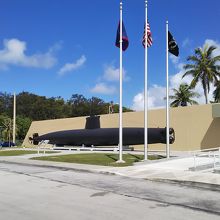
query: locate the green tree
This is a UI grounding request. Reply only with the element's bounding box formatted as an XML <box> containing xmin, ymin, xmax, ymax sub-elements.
<box><xmin>0</xmin><ymin>92</ymin><xmax>13</xmax><ymax>116</ymax></box>
<box><xmin>213</xmin><ymin>80</ymin><xmax>220</xmax><ymax>103</ymax></box>
<box><xmin>0</xmin><ymin>117</ymin><xmax>12</xmax><ymax>142</ymax></box>
<box><xmin>113</xmin><ymin>104</ymin><xmax>133</xmax><ymax>113</ymax></box>
<box><xmin>16</xmin><ymin>92</ymin><xmax>70</xmax><ymax>120</ymax></box>
<box><xmin>183</xmin><ymin>45</ymin><xmax>220</xmax><ymax>104</ymax></box>
<box><xmin>0</xmin><ymin>115</ymin><xmax>10</xmax><ymax>141</ymax></box>
<box><xmin>68</xmin><ymin>94</ymin><xmax>90</xmax><ymax>117</ymax></box>
<box><xmin>169</xmin><ymin>83</ymin><xmax>200</xmax><ymax>107</ymax></box>
<box><xmin>16</xmin><ymin>116</ymin><xmax>32</xmax><ymax>140</ymax></box>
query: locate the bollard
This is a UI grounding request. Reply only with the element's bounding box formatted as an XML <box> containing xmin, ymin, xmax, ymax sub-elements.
<box><xmin>219</xmin><ymin>148</ymin><xmax>220</xmax><ymax>166</ymax></box>
<box><xmin>214</xmin><ymin>154</ymin><xmax>216</xmax><ymax>169</ymax></box>
<box><xmin>193</xmin><ymin>152</ymin><xmax>196</xmax><ymax>171</ymax></box>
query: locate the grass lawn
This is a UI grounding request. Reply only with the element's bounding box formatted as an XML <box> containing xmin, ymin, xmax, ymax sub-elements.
<box><xmin>32</xmin><ymin>153</ymin><xmax>165</xmax><ymax>167</ymax></box>
<box><xmin>0</xmin><ymin>150</ymin><xmax>58</xmax><ymax>156</ymax></box>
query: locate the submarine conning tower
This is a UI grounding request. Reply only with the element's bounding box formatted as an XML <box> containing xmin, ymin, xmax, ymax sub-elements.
<box><xmin>85</xmin><ymin>115</ymin><xmax>101</xmax><ymax>129</ymax></box>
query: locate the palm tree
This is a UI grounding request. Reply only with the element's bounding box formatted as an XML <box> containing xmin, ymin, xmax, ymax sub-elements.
<box><xmin>169</xmin><ymin>83</ymin><xmax>200</xmax><ymax>107</ymax></box>
<box><xmin>1</xmin><ymin>118</ymin><xmax>12</xmax><ymax>142</ymax></box>
<box><xmin>183</xmin><ymin>45</ymin><xmax>220</xmax><ymax>104</ymax></box>
<box><xmin>213</xmin><ymin>80</ymin><xmax>220</xmax><ymax>103</ymax></box>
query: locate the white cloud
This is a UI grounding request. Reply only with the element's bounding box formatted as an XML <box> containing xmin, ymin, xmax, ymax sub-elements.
<box><xmin>132</xmin><ymin>85</ymin><xmax>166</xmax><ymax>111</ymax></box>
<box><xmin>203</xmin><ymin>39</ymin><xmax>220</xmax><ymax>58</ymax></box>
<box><xmin>182</xmin><ymin>38</ymin><xmax>191</xmax><ymax>48</ymax></box>
<box><xmin>90</xmin><ymin>83</ymin><xmax>116</xmax><ymax>95</ymax></box>
<box><xmin>0</xmin><ymin>38</ymin><xmax>57</xmax><ymax>69</ymax></box>
<box><xmin>132</xmin><ymin>92</ymin><xmax>144</xmax><ymax>111</ymax></box>
<box><xmin>169</xmin><ymin>54</ymin><xmax>180</xmax><ymax>65</ymax></box>
<box><xmin>58</xmin><ymin>55</ymin><xmax>86</xmax><ymax>76</ymax></box>
<box><xmin>103</xmin><ymin>64</ymin><xmax>129</xmax><ymax>81</ymax></box>
<box><xmin>132</xmin><ymin>39</ymin><xmax>220</xmax><ymax>111</ymax></box>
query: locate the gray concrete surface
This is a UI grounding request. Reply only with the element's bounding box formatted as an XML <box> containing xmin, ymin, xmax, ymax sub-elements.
<box><xmin>0</xmin><ymin>161</ymin><xmax>220</xmax><ymax>219</ymax></box>
<box><xmin>1</xmin><ymin>149</ymin><xmax>220</xmax><ymax>187</ymax></box>
<box><xmin>1</xmin><ymin>149</ymin><xmax>220</xmax><ymax>219</ymax></box>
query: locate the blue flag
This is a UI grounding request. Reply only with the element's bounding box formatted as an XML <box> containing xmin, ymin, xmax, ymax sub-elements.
<box><xmin>115</xmin><ymin>21</ymin><xmax>129</xmax><ymax>51</ymax></box>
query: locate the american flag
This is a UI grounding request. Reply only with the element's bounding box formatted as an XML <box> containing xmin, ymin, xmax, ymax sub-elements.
<box><xmin>142</xmin><ymin>21</ymin><xmax>153</xmax><ymax>47</ymax></box>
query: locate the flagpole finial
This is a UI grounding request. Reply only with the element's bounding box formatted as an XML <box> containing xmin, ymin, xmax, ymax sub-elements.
<box><xmin>166</xmin><ymin>20</ymin><xmax>168</xmax><ymax>24</ymax></box>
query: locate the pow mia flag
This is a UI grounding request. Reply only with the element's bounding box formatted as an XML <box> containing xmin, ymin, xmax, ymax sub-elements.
<box><xmin>168</xmin><ymin>31</ymin><xmax>179</xmax><ymax>57</ymax></box>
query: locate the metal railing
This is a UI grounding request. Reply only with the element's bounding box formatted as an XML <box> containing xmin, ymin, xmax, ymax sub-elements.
<box><xmin>37</xmin><ymin>140</ymin><xmax>50</xmax><ymax>154</ymax></box>
<box><xmin>190</xmin><ymin>147</ymin><xmax>220</xmax><ymax>171</ymax></box>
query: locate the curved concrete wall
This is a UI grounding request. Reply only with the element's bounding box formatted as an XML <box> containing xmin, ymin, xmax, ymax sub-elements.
<box><xmin>23</xmin><ymin>104</ymin><xmax>220</xmax><ymax>151</ymax></box>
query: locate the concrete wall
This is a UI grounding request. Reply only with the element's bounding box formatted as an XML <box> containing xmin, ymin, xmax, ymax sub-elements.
<box><xmin>23</xmin><ymin>104</ymin><xmax>220</xmax><ymax>151</ymax></box>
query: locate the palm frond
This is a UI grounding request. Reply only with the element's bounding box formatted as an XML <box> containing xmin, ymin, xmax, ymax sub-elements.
<box><xmin>170</xmin><ymin>100</ymin><xmax>180</xmax><ymax>107</ymax></box>
<box><xmin>186</xmin><ymin>55</ymin><xmax>200</xmax><ymax>63</ymax></box>
<box><xmin>184</xmin><ymin>64</ymin><xmax>197</xmax><ymax>70</ymax></box>
<box><xmin>206</xmin><ymin>45</ymin><xmax>217</xmax><ymax>58</ymax></box>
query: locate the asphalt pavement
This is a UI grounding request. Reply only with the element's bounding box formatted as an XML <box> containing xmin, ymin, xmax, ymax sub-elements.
<box><xmin>0</xmin><ymin>149</ymin><xmax>220</xmax><ymax>188</ymax></box>
<box><xmin>0</xmin><ymin>149</ymin><xmax>220</xmax><ymax>219</ymax></box>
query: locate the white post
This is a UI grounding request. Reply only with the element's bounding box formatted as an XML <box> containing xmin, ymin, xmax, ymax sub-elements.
<box><xmin>193</xmin><ymin>152</ymin><xmax>196</xmax><ymax>170</ymax></box>
<box><xmin>214</xmin><ymin>154</ymin><xmax>216</xmax><ymax>169</ymax></box>
<box><xmin>38</xmin><ymin>145</ymin><xmax>40</xmax><ymax>154</ymax></box>
<box><xmin>166</xmin><ymin>21</ymin><xmax>170</xmax><ymax>158</ymax></box>
<box><xmin>13</xmin><ymin>93</ymin><xmax>16</xmax><ymax>144</ymax></box>
<box><xmin>117</xmin><ymin>1</ymin><xmax>124</xmax><ymax>163</ymax></box>
<box><xmin>219</xmin><ymin>148</ymin><xmax>220</xmax><ymax>165</ymax></box>
<box><xmin>144</xmin><ymin>0</ymin><xmax>148</xmax><ymax>161</ymax></box>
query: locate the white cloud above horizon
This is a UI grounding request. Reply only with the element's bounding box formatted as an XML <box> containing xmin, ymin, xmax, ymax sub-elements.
<box><xmin>131</xmin><ymin>39</ymin><xmax>220</xmax><ymax>111</ymax></box>
<box><xmin>182</xmin><ymin>38</ymin><xmax>192</xmax><ymax>48</ymax></box>
<box><xmin>132</xmin><ymin>85</ymin><xmax>166</xmax><ymax>111</ymax></box>
<box><xmin>89</xmin><ymin>64</ymin><xmax>129</xmax><ymax>96</ymax></box>
<box><xmin>90</xmin><ymin>82</ymin><xmax>117</xmax><ymax>95</ymax></box>
<box><xmin>58</xmin><ymin>55</ymin><xmax>86</xmax><ymax>76</ymax></box>
<box><xmin>0</xmin><ymin>38</ymin><xmax>57</xmax><ymax>69</ymax></box>
<box><xmin>103</xmin><ymin>64</ymin><xmax>129</xmax><ymax>81</ymax></box>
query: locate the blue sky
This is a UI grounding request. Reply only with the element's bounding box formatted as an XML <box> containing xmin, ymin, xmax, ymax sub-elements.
<box><xmin>0</xmin><ymin>0</ymin><xmax>220</xmax><ymax>110</ymax></box>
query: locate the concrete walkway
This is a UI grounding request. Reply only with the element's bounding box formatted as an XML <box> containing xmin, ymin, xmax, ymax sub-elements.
<box><xmin>0</xmin><ymin>148</ymin><xmax>220</xmax><ymax>188</ymax></box>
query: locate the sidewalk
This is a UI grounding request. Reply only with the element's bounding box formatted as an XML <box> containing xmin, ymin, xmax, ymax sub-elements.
<box><xmin>0</xmin><ymin>149</ymin><xmax>220</xmax><ymax>188</ymax></box>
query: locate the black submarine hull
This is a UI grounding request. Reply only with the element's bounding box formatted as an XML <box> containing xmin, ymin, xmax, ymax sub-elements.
<box><xmin>34</xmin><ymin>127</ymin><xmax>175</xmax><ymax>146</ymax></box>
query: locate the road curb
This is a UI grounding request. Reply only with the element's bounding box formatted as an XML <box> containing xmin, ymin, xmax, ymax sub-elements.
<box><xmin>0</xmin><ymin>159</ymin><xmax>116</xmax><ymax>176</ymax></box>
<box><xmin>1</xmin><ymin>159</ymin><xmax>220</xmax><ymax>191</ymax></box>
<box><xmin>145</xmin><ymin>178</ymin><xmax>220</xmax><ymax>192</ymax></box>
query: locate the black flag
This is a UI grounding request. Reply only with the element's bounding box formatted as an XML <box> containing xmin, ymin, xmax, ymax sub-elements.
<box><xmin>168</xmin><ymin>31</ymin><xmax>179</xmax><ymax>57</ymax></box>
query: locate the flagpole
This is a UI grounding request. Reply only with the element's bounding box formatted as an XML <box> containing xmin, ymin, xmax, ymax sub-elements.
<box><xmin>144</xmin><ymin>0</ymin><xmax>148</xmax><ymax>161</ymax></box>
<box><xmin>166</xmin><ymin>21</ymin><xmax>170</xmax><ymax>158</ymax></box>
<box><xmin>117</xmin><ymin>1</ymin><xmax>125</xmax><ymax>163</ymax></box>
<box><xmin>13</xmin><ymin>92</ymin><xmax>16</xmax><ymax>144</ymax></box>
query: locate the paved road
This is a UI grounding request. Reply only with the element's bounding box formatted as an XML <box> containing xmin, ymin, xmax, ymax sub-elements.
<box><xmin>0</xmin><ymin>162</ymin><xmax>219</xmax><ymax>220</ymax></box>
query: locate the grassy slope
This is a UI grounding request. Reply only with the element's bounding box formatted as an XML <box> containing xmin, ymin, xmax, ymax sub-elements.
<box><xmin>32</xmin><ymin>153</ymin><xmax>164</xmax><ymax>167</ymax></box>
<box><xmin>0</xmin><ymin>150</ymin><xmax>57</xmax><ymax>156</ymax></box>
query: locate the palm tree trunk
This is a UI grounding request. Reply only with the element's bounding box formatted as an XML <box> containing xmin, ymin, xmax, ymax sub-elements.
<box><xmin>205</xmin><ymin>89</ymin><xmax>208</xmax><ymax>104</ymax></box>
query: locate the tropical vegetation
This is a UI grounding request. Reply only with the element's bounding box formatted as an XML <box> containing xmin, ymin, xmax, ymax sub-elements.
<box><xmin>213</xmin><ymin>80</ymin><xmax>220</xmax><ymax>103</ymax></box>
<box><xmin>169</xmin><ymin>83</ymin><xmax>200</xmax><ymax>107</ymax></box>
<box><xmin>183</xmin><ymin>45</ymin><xmax>220</xmax><ymax>104</ymax></box>
<box><xmin>0</xmin><ymin>92</ymin><xmax>132</xmax><ymax>143</ymax></box>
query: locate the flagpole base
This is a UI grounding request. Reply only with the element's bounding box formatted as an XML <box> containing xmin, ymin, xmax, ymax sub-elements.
<box><xmin>142</xmin><ymin>159</ymin><xmax>148</xmax><ymax>162</ymax></box>
<box><xmin>116</xmin><ymin>160</ymin><xmax>125</xmax><ymax>164</ymax></box>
